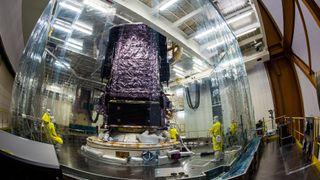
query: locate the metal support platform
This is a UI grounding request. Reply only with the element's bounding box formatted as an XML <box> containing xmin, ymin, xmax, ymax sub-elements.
<box><xmin>57</xmin><ymin>135</ymin><xmax>261</xmax><ymax>179</ymax></box>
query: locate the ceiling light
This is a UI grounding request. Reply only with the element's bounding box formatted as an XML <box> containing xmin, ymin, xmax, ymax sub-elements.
<box><xmin>159</xmin><ymin>0</ymin><xmax>179</xmax><ymax>11</ymax></box>
<box><xmin>67</xmin><ymin>38</ymin><xmax>83</xmax><ymax>47</ymax></box>
<box><xmin>175</xmin><ymin>72</ymin><xmax>184</xmax><ymax>78</ymax></box>
<box><xmin>84</xmin><ymin>0</ymin><xmax>111</xmax><ymax>13</ymax></box>
<box><xmin>195</xmin><ymin>27</ymin><xmax>215</xmax><ymax>39</ymax></box>
<box><xmin>173</xmin><ymin>65</ymin><xmax>183</xmax><ymax>71</ymax></box>
<box><xmin>55</xmin><ymin>19</ymin><xmax>93</xmax><ymax>35</ymax></box>
<box><xmin>183</xmin><ymin>51</ymin><xmax>191</xmax><ymax>58</ymax></box>
<box><xmin>65</xmin><ymin>42</ymin><xmax>82</xmax><ymax>50</ymax></box>
<box><xmin>177</xmin><ymin>111</ymin><xmax>185</xmax><ymax>118</ymax></box>
<box><xmin>176</xmin><ymin>88</ymin><xmax>184</xmax><ymax>96</ymax></box>
<box><xmin>173</xmin><ymin>68</ymin><xmax>184</xmax><ymax>75</ymax></box>
<box><xmin>217</xmin><ymin>58</ymin><xmax>241</xmax><ymax>69</ymax></box>
<box><xmin>65</xmin><ymin>38</ymin><xmax>83</xmax><ymax>50</ymax></box>
<box><xmin>235</xmin><ymin>27</ymin><xmax>257</xmax><ymax>37</ymax></box>
<box><xmin>72</xmin><ymin>21</ymin><xmax>93</xmax><ymax>35</ymax></box>
<box><xmin>192</xmin><ymin>58</ymin><xmax>204</xmax><ymax>66</ymax></box>
<box><xmin>55</xmin><ymin>61</ymin><xmax>70</xmax><ymax>69</ymax></box>
<box><xmin>227</xmin><ymin>11</ymin><xmax>253</xmax><ymax>24</ymax></box>
<box><xmin>74</xmin><ymin>21</ymin><xmax>93</xmax><ymax>31</ymax></box>
<box><xmin>206</xmin><ymin>41</ymin><xmax>225</xmax><ymax>50</ymax></box>
<box><xmin>73</xmin><ymin>26</ymin><xmax>92</xmax><ymax>35</ymax></box>
<box><xmin>53</xmin><ymin>24</ymin><xmax>72</xmax><ymax>33</ymax></box>
<box><xmin>55</xmin><ymin>19</ymin><xmax>71</xmax><ymax>26</ymax></box>
<box><xmin>193</xmin><ymin>66</ymin><xmax>202</xmax><ymax>72</ymax></box>
<box><xmin>193</xmin><ymin>63</ymin><xmax>205</xmax><ymax>70</ymax></box>
<box><xmin>60</xmin><ymin>1</ymin><xmax>82</xmax><ymax>13</ymax></box>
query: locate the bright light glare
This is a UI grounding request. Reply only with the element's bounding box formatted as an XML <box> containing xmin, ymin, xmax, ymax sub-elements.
<box><xmin>159</xmin><ymin>0</ymin><xmax>179</xmax><ymax>11</ymax></box>
<box><xmin>195</xmin><ymin>27</ymin><xmax>215</xmax><ymax>39</ymax></box>
<box><xmin>227</xmin><ymin>11</ymin><xmax>253</xmax><ymax>24</ymax></box>
<box><xmin>177</xmin><ymin>111</ymin><xmax>185</xmax><ymax>119</ymax></box>
<box><xmin>193</xmin><ymin>66</ymin><xmax>202</xmax><ymax>72</ymax></box>
<box><xmin>84</xmin><ymin>0</ymin><xmax>112</xmax><ymax>14</ymax></box>
<box><xmin>74</xmin><ymin>21</ymin><xmax>93</xmax><ymax>31</ymax></box>
<box><xmin>53</xmin><ymin>24</ymin><xmax>72</xmax><ymax>33</ymax></box>
<box><xmin>175</xmin><ymin>72</ymin><xmax>184</xmax><ymax>78</ymax></box>
<box><xmin>60</xmin><ymin>1</ymin><xmax>82</xmax><ymax>13</ymax></box>
<box><xmin>67</xmin><ymin>38</ymin><xmax>83</xmax><ymax>47</ymax></box>
<box><xmin>176</xmin><ymin>88</ymin><xmax>184</xmax><ymax>96</ymax></box>
<box><xmin>73</xmin><ymin>21</ymin><xmax>93</xmax><ymax>35</ymax></box>
<box><xmin>73</xmin><ymin>26</ymin><xmax>92</xmax><ymax>35</ymax></box>
<box><xmin>65</xmin><ymin>41</ymin><xmax>82</xmax><ymax>50</ymax></box>
<box><xmin>173</xmin><ymin>65</ymin><xmax>183</xmax><ymax>71</ymax></box>
<box><xmin>206</xmin><ymin>41</ymin><xmax>225</xmax><ymax>50</ymax></box>
<box><xmin>217</xmin><ymin>58</ymin><xmax>241</xmax><ymax>69</ymax></box>
<box><xmin>173</xmin><ymin>68</ymin><xmax>184</xmax><ymax>75</ymax></box>
<box><xmin>55</xmin><ymin>61</ymin><xmax>70</xmax><ymax>69</ymax></box>
<box><xmin>192</xmin><ymin>58</ymin><xmax>204</xmax><ymax>66</ymax></box>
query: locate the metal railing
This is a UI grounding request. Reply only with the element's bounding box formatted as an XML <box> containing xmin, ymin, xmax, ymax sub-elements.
<box><xmin>275</xmin><ymin>116</ymin><xmax>320</xmax><ymax>163</ymax></box>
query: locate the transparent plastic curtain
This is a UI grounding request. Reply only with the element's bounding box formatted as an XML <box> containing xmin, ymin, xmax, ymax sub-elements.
<box><xmin>11</xmin><ymin>0</ymin><xmax>116</xmax><ymax>141</ymax></box>
<box><xmin>11</xmin><ymin>1</ymin><xmax>54</xmax><ymax>137</ymax></box>
<box><xmin>193</xmin><ymin>0</ymin><xmax>255</xmax><ymax>144</ymax></box>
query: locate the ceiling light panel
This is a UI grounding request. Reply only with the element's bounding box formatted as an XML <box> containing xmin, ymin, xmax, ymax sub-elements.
<box><xmin>84</xmin><ymin>0</ymin><xmax>112</xmax><ymax>14</ymax></box>
<box><xmin>193</xmin><ymin>66</ymin><xmax>202</xmax><ymax>72</ymax></box>
<box><xmin>72</xmin><ymin>21</ymin><xmax>93</xmax><ymax>35</ymax></box>
<box><xmin>172</xmin><ymin>68</ymin><xmax>184</xmax><ymax>75</ymax></box>
<box><xmin>173</xmin><ymin>65</ymin><xmax>183</xmax><ymax>71</ymax></box>
<box><xmin>59</xmin><ymin>1</ymin><xmax>83</xmax><ymax>13</ymax></box>
<box><xmin>226</xmin><ymin>11</ymin><xmax>253</xmax><ymax>24</ymax></box>
<box><xmin>175</xmin><ymin>73</ymin><xmax>184</xmax><ymax>78</ymax></box>
<box><xmin>159</xmin><ymin>0</ymin><xmax>179</xmax><ymax>11</ymax></box>
<box><xmin>53</xmin><ymin>24</ymin><xmax>72</xmax><ymax>33</ymax></box>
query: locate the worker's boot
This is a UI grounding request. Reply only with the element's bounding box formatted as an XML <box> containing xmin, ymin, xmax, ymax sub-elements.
<box><xmin>54</xmin><ymin>143</ymin><xmax>62</xmax><ymax>152</ymax></box>
<box><xmin>211</xmin><ymin>151</ymin><xmax>222</xmax><ymax>162</ymax></box>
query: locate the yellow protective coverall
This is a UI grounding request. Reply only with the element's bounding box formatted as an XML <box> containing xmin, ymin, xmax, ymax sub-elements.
<box><xmin>230</xmin><ymin>121</ymin><xmax>237</xmax><ymax>136</ymax></box>
<box><xmin>169</xmin><ymin>127</ymin><xmax>179</xmax><ymax>142</ymax></box>
<box><xmin>41</xmin><ymin>112</ymin><xmax>63</xmax><ymax>144</ymax></box>
<box><xmin>209</xmin><ymin>121</ymin><xmax>223</xmax><ymax>151</ymax></box>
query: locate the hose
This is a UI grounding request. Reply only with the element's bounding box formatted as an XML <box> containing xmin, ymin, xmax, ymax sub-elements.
<box><xmin>185</xmin><ymin>82</ymin><xmax>200</xmax><ymax>109</ymax></box>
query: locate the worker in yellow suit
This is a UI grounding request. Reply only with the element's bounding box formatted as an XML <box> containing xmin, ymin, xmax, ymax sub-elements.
<box><xmin>209</xmin><ymin>116</ymin><xmax>223</xmax><ymax>162</ymax></box>
<box><xmin>169</xmin><ymin>125</ymin><xmax>179</xmax><ymax>142</ymax></box>
<box><xmin>41</xmin><ymin>110</ymin><xmax>63</xmax><ymax>144</ymax></box>
<box><xmin>230</xmin><ymin>120</ymin><xmax>238</xmax><ymax>145</ymax></box>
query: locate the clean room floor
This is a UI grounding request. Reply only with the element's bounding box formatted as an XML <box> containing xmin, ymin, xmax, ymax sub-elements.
<box><xmin>253</xmin><ymin>140</ymin><xmax>320</xmax><ymax>180</ymax></box>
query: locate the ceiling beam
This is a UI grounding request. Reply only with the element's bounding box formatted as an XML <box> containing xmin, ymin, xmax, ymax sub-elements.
<box><xmin>153</xmin><ymin>0</ymin><xmax>172</xmax><ymax>10</ymax></box>
<box><xmin>282</xmin><ymin>0</ymin><xmax>295</xmax><ymax>51</ymax></box>
<box><xmin>233</xmin><ymin>22</ymin><xmax>260</xmax><ymax>36</ymax></box>
<box><xmin>113</xmin><ymin>0</ymin><xmax>207</xmax><ymax>60</ymax></box>
<box><xmin>187</xmin><ymin>5</ymin><xmax>253</xmax><ymax>40</ymax></box>
<box><xmin>173</xmin><ymin>8</ymin><xmax>203</xmax><ymax>27</ymax></box>
<box><xmin>238</xmin><ymin>34</ymin><xmax>263</xmax><ymax>46</ymax></box>
<box><xmin>224</xmin><ymin>5</ymin><xmax>252</xmax><ymax>20</ymax></box>
<box><xmin>115</xmin><ymin>14</ymin><xmax>133</xmax><ymax>23</ymax></box>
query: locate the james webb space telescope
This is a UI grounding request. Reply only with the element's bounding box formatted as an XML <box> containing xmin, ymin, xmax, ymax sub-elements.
<box><xmin>81</xmin><ymin>23</ymin><xmax>188</xmax><ymax>165</ymax></box>
<box><xmin>101</xmin><ymin>22</ymin><xmax>169</xmax><ymax>128</ymax></box>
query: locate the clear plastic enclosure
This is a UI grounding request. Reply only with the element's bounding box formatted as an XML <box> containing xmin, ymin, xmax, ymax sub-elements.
<box><xmin>10</xmin><ymin>0</ymin><xmax>255</xmax><ymax>178</ymax></box>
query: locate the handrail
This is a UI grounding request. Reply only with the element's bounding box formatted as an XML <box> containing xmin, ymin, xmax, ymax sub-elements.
<box><xmin>275</xmin><ymin>115</ymin><xmax>286</xmax><ymax>120</ymax></box>
<box><xmin>276</xmin><ymin>115</ymin><xmax>320</xmax><ymax>170</ymax></box>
